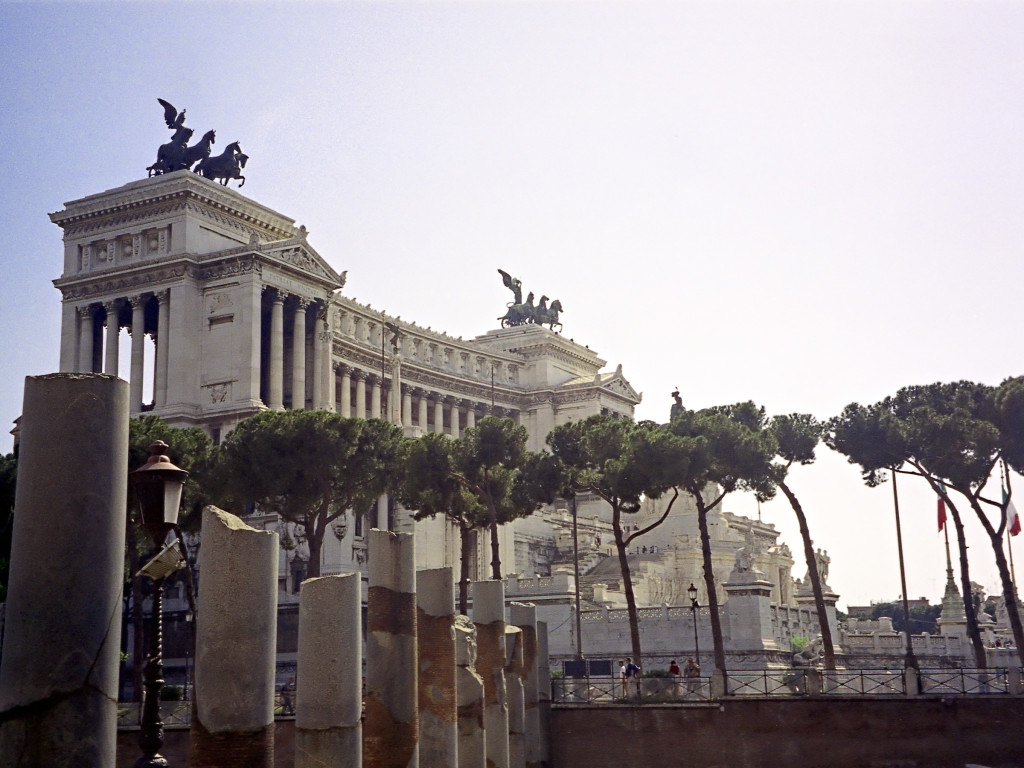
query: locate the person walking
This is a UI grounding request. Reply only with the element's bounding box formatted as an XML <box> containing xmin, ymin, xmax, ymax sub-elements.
<box><xmin>624</xmin><ymin>657</ymin><xmax>641</xmax><ymax>698</ymax></box>
<box><xmin>669</xmin><ymin>659</ymin><xmax>682</xmax><ymax>698</ymax></box>
<box><xmin>683</xmin><ymin>657</ymin><xmax>700</xmax><ymax>699</ymax></box>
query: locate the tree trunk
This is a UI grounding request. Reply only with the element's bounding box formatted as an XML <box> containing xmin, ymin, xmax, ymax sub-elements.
<box><xmin>612</xmin><ymin>508</ymin><xmax>644</xmax><ymax>671</ymax></box>
<box><xmin>489</xmin><ymin>517</ymin><xmax>502</xmax><ymax>580</ymax></box>
<box><xmin>948</xmin><ymin>504</ymin><xmax>987</xmax><ymax>667</ymax></box>
<box><xmin>779</xmin><ymin>480</ymin><xmax>836</xmax><ymax>670</ymax></box>
<box><xmin>459</xmin><ymin>524</ymin><xmax>473</xmax><ymax>615</ymax></box>
<box><xmin>986</xmin><ymin>527</ymin><xmax>1024</xmax><ymax>665</ymax></box>
<box><xmin>306</xmin><ymin>527</ymin><xmax>322</xmax><ymax>579</ymax></box>
<box><xmin>694</xmin><ymin>492</ymin><xmax>727</xmax><ymax>675</ymax></box>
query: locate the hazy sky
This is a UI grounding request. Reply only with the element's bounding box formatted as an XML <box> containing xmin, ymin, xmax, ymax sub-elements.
<box><xmin>2</xmin><ymin>1</ymin><xmax>1022</xmax><ymax>610</ymax></box>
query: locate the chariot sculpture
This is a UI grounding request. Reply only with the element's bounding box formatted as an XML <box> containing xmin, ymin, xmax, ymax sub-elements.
<box><xmin>497</xmin><ymin>269</ymin><xmax>563</xmax><ymax>331</ymax></box>
<box><xmin>145</xmin><ymin>98</ymin><xmax>249</xmax><ymax>187</ymax></box>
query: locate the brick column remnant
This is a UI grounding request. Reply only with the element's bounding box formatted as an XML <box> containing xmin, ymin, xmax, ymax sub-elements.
<box><xmin>473</xmin><ymin>580</ymin><xmax>509</xmax><ymax>768</ymax></box>
<box><xmin>505</xmin><ymin>626</ymin><xmax>526</xmax><ymax>768</ymax></box>
<box><xmin>536</xmin><ymin>622</ymin><xmax>551</xmax><ymax>768</ymax></box>
<box><xmin>191</xmin><ymin>506</ymin><xmax>279</xmax><ymax>768</ymax></box>
<box><xmin>455</xmin><ymin>615</ymin><xmax>486</xmax><ymax>768</ymax></box>
<box><xmin>417</xmin><ymin>568</ymin><xmax>457</xmax><ymax>767</ymax></box>
<box><xmin>0</xmin><ymin>373</ymin><xmax>129</xmax><ymax>768</ymax></box>
<box><xmin>365</xmin><ymin>529</ymin><xmax>419</xmax><ymax>768</ymax></box>
<box><xmin>296</xmin><ymin>573</ymin><xmax>362</xmax><ymax>768</ymax></box>
<box><xmin>509</xmin><ymin>603</ymin><xmax>542</xmax><ymax>768</ymax></box>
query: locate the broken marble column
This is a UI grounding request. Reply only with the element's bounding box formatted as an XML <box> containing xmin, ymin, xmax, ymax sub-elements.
<box><xmin>0</xmin><ymin>373</ymin><xmax>128</xmax><ymax>768</ymax></box>
<box><xmin>509</xmin><ymin>604</ymin><xmax>541</xmax><ymax>768</ymax></box>
<box><xmin>365</xmin><ymin>529</ymin><xmax>418</xmax><ymax>768</ymax></box>
<box><xmin>191</xmin><ymin>506</ymin><xmax>279</xmax><ymax>768</ymax></box>
<box><xmin>473</xmin><ymin>580</ymin><xmax>509</xmax><ymax>768</ymax></box>
<box><xmin>455</xmin><ymin>615</ymin><xmax>486</xmax><ymax>768</ymax></box>
<box><xmin>536</xmin><ymin>621</ymin><xmax>551</xmax><ymax>768</ymax></box>
<box><xmin>417</xmin><ymin>568</ymin><xmax>457</xmax><ymax>768</ymax></box>
<box><xmin>505</xmin><ymin>626</ymin><xmax>526</xmax><ymax>768</ymax></box>
<box><xmin>296</xmin><ymin>573</ymin><xmax>362</xmax><ymax>768</ymax></box>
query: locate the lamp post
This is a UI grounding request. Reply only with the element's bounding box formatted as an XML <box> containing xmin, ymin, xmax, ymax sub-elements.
<box><xmin>130</xmin><ymin>441</ymin><xmax>188</xmax><ymax>768</ymax></box>
<box><xmin>688</xmin><ymin>583</ymin><xmax>701</xmax><ymax>667</ymax></box>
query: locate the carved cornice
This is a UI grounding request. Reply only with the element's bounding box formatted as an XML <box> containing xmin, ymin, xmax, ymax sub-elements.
<box><xmin>54</xmin><ymin>261</ymin><xmax>191</xmax><ymax>301</ymax></box>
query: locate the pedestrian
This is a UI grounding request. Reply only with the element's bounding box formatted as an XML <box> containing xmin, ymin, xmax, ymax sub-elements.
<box><xmin>669</xmin><ymin>659</ymin><xmax>681</xmax><ymax>697</ymax></box>
<box><xmin>618</xmin><ymin>659</ymin><xmax>626</xmax><ymax>696</ymax></box>
<box><xmin>624</xmin><ymin>656</ymin><xmax>641</xmax><ymax>697</ymax></box>
<box><xmin>683</xmin><ymin>657</ymin><xmax>700</xmax><ymax>699</ymax></box>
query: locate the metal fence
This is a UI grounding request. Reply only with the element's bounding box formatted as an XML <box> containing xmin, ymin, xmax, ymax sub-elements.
<box><xmin>552</xmin><ymin>668</ymin><xmax>1022</xmax><ymax>704</ymax></box>
<box><xmin>552</xmin><ymin>675</ymin><xmax>711</xmax><ymax>704</ymax></box>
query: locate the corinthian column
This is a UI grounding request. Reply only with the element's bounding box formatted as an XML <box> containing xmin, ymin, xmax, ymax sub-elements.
<box><xmin>339</xmin><ymin>365</ymin><xmax>351</xmax><ymax>417</ymax></box>
<box><xmin>402</xmin><ymin>385</ymin><xmax>413</xmax><ymax>429</ymax></box>
<box><xmin>465</xmin><ymin>403</ymin><xmax>476</xmax><ymax>430</ymax></box>
<box><xmin>269</xmin><ymin>291</ymin><xmax>285</xmax><ymax>410</ymax></box>
<box><xmin>292</xmin><ymin>299</ymin><xmax>308</xmax><ymax>410</ymax></box>
<box><xmin>103</xmin><ymin>301</ymin><xmax>120</xmax><ymax>376</ymax></box>
<box><xmin>311</xmin><ymin>311</ymin><xmax>323</xmax><ymax>410</ymax></box>
<box><xmin>154</xmin><ymin>289</ymin><xmax>170</xmax><ymax>407</ymax></box>
<box><xmin>449</xmin><ymin>398</ymin><xmax>461</xmax><ymax>438</ymax></box>
<box><xmin>129</xmin><ymin>296</ymin><xmax>146</xmax><ymax>413</ymax></box>
<box><xmin>355</xmin><ymin>371</ymin><xmax>366</xmax><ymax>419</ymax></box>
<box><xmin>417</xmin><ymin>391</ymin><xmax>428</xmax><ymax>431</ymax></box>
<box><xmin>433</xmin><ymin>396</ymin><xmax>445</xmax><ymax>434</ymax></box>
<box><xmin>77</xmin><ymin>305</ymin><xmax>95</xmax><ymax>373</ymax></box>
<box><xmin>370</xmin><ymin>376</ymin><xmax>382</xmax><ymax>419</ymax></box>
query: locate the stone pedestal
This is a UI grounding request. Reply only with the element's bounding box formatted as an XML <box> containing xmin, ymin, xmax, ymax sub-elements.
<box><xmin>0</xmin><ymin>374</ymin><xmax>128</xmax><ymax>768</ymax></box>
<box><xmin>365</xmin><ymin>529</ymin><xmax>418</xmax><ymax>768</ymax></box>
<box><xmin>455</xmin><ymin>615</ymin><xmax>485</xmax><ymax>768</ymax></box>
<box><xmin>473</xmin><ymin>580</ymin><xmax>509</xmax><ymax>768</ymax></box>
<box><xmin>417</xmin><ymin>568</ymin><xmax>457</xmax><ymax>768</ymax></box>
<box><xmin>723</xmin><ymin>570</ymin><xmax>779</xmax><ymax>652</ymax></box>
<box><xmin>191</xmin><ymin>506</ymin><xmax>279</xmax><ymax>767</ymax></box>
<box><xmin>296</xmin><ymin>573</ymin><xmax>362</xmax><ymax>768</ymax></box>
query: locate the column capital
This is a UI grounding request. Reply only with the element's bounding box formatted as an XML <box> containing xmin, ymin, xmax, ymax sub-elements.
<box><xmin>77</xmin><ymin>304</ymin><xmax>95</xmax><ymax>319</ymax></box>
<box><xmin>351</xmin><ymin>369</ymin><xmax>367</xmax><ymax>382</ymax></box>
<box><xmin>155</xmin><ymin>289</ymin><xmax>170</xmax><ymax>304</ymax></box>
<box><xmin>445</xmin><ymin>395</ymin><xmax>460</xmax><ymax>407</ymax></box>
<box><xmin>103</xmin><ymin>299</ymin><xmax>120</xmax><ymax>313</ymax></box>
<box><xmin>295</xmin><ymin>297</ymin><xmax>312</xmax><ymax>310</ymax></box>
<box><xmin>334</xmin><ymin>362</ymin><xmax>349</xmax><ymax>375</ymax></box>
<box><xmin>401</xmin><ymin>383</ymin><xmax>415</xmax><ymax>396</ymax></box>
<box><xmin>128</xmin><ymin>294</ymin><xmax>147</xmax><ymax>309</ymax></box>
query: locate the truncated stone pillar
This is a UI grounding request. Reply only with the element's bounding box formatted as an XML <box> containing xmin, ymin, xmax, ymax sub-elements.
<box><xmin>0</xmin><ymin>374</ymin><xmax>128</xmax><ymax>768</ymax></box>
<box><xmin>473</xmin><ymin>580</ymin><xmax>509</xmax><ymax>768</ymax></box>
<box><xmin>509</xmin><ymin>604</ymin><xmax>541</xmax><ymax>768</ymax></box>
<box><xmin>505</xmin><ymin>626</ymin><xmax>526</xmax><ymax>768</ymax></box>
<box><xmin>296</xmin><ymin>573</ymin><xmax>362</xmax><ymax>768</ymax></box>
<box><xmin>455</xmin><ymin>616</ymin><xmax>486</xmax><ymax>768</ymax></box>
<box><xmin>417</xmin><ymin>568</ymin><xmax>457</xmax><ymax>768</ymax></box>
<box><xmin>536</xmin><ymin>621</ymin><xmax>551</xmax><ymax>768</ymax></box>
<box><xmin>366</xmin><ymin>529</ymin><xmax>418</xmax><ymax>768</ymax></box>
<box><xmin>191</xmin><ymin>506</ymin><xmax>279</xmax><ymax>768</ymax></box>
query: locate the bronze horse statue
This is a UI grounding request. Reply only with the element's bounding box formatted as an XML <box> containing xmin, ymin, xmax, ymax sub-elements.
<box><xmin>194</xmin><ymin>141</ymin><xmax>248</xmax><ymax>187</ymax></box>
<box><xmin>147</xmin><ymin>129</ymin><xmax>216</xmax><ymax>177</ymax></box>
<box><xmin>533</xmin><ymin>298</ymin><xmax>563</xmax><ymax>331</ymax></box>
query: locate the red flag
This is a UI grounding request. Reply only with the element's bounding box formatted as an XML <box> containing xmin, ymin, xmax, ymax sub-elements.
<box><xmin>1009</xmin><ymin>499</ymin><xmax>1021</xmax><ymax>537</ymax></box>
<box><xmin>938</xmin><ymin>493</ymin><xmax>946</xmax><ymax>532</ymax></box>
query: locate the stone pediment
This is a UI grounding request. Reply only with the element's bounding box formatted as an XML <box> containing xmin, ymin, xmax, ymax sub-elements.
<box><xmin>262</xmin><ymin>238</ymin><xmax>345</xmax><ymax>288</ymax></box>
<box><xmin>600</xmin><ymin>372</ymin><xmax>641</xmax><ymax>402</ymax></box>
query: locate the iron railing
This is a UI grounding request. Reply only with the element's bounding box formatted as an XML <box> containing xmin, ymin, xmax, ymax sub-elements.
<box><xmin>919</xmin><ymin>667</ymin><xmax>1008</xmax><ymax>695</ymax></box>
<box><xmin>552</xmin><ymin>675</ymin><xmax>711</xmax><ymax>704</ymax></box>
<box><xmin>819</xmin><ymin>669</ymin><xmax>905</xmax><ymax>696</ymax></box>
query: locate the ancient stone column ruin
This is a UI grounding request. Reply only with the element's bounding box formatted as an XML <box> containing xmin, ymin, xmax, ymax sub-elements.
<box><xmin>296</xmin><ymin>573</ymin><xmax>363</xmax><ymax>768</ymax></box>
<box><xmin>455</xmin><ymin>615</ymin><xmax>486</xmax><ymax>768</ymax></box>
<box><xmin>505</xmin><ymin>626</ymin><xmax>526</xmax><ymax>768</ymax></box>
<box><xmin>536</xmin><ymin>621</ymin><xmax>551</xmax><ymax>768</ymax></box>
<box><xmin>365</xmin><ymin>529</ymin><xmax>419</xmax><ymax>768</ymax></box>
<box><xmin>473</xmin><ymin>580</ymin><xmax>509</xmax><ymax>768</ymax></box>
<box><xmin>0</xmin><ymin>374</ymin><xmax>128</xmax><ymax>768</ymax></box>
<box><xmin>509</xmin><ymin>603</ymin><xmax>542</xmax><ymax>768</ymax></box>
<box><xmin>191</xmin><ymin>506</ymin><xmax>279</xmax><ymax>768</ymax></box>
<box><xmin>417</xmin><ymin>567</ymin><xmax>457</xmax><ymax>768</ymax></box>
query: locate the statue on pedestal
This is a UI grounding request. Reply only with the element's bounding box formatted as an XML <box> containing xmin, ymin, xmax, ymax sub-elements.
<box><xmin>145</xmin><ymin>98</ymin><xmax>248</xmax><ymax>187</ymax></box>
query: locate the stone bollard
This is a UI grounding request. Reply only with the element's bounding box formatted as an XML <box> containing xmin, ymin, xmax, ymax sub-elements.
<box><xmin>505</xmin><ymin>626</ymin><xmax>526</xmax><ymax>768</ymax></box>
<box><xmin>365</xmin><ymin>529</ymin><xmax>418</xmax><ymax>768</ymax></box>
<box><xmin>417</xmin><ymin>568</ymin><xmax>457</xmax><ymax>768</ymax></box>
<box><xmin>455</xmin><ymin>615</ymin><xmax>485</xmax><ymax>768</ymax></box>
<box><xmin>536</xmin><ymin>621</ymin><xmax>551</xmax><ymax>768</ymax></box>
<box><xmin>296</xmin><ymin>573</ymin><xmax>362</xmax><ymax>768</ymax></box>
<box><xmin>0</xmin><ymin>374</ymin><xmax>128</xmax><ymax>768</ymax></box>
<box><xmin>509</xmin><ymin>604</ymin><xmax>541</xmax><ymax>768</ymax></box>
<box><xmin>473</xmin><ymin>580</ymin><xmax>509</xmax><ymax>768</ymax></box>
<box><xmin>190</xmin><ymin>506</ymin><xmax>279</xmax><ymax>768</ymax></box>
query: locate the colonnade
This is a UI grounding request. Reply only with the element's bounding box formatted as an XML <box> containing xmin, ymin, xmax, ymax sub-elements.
<box><xmin>332</xmin><ymin>363</ymin><xmax>517</xmax><ymax>436</ymax></box>
<box><xmin>72</xmin><ymin>290</ymin><xmax>168</xmax><ymax>413</ymax></box>
<box><xmin>263</xmin><ymin>289</ymin><xmax>333</xmax><ymax>412</ymax></box>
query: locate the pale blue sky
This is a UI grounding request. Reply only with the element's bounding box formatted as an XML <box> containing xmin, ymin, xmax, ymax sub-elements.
<box><xmin>2</xmin><ymin>1</ymin><xmax>1022</xmax><ymax>608</ymax></box>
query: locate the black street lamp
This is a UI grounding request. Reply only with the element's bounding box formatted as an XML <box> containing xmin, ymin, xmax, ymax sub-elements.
<box><xmin>688</xmin><ymin>583</ymin><xmax>701</xmax><ymax>667</ymax></box>
<box><xmin>130</xmin><ymin>441</ymin><xmax>188</xmax><ymax>768</ymax></box>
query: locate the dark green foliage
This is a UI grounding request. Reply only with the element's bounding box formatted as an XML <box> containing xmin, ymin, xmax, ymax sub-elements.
<box><xmin>212</xmin><ymin>410</ymin><xmax>403</xmax><ymax>578</ymax></box>
<box><xmin>870</xmin><ymin>602</ymin><xmax>942</xmax><ymax>635</ymax></box>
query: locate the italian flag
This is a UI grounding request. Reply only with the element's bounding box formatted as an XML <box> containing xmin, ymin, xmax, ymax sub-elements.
<box><xmin>937</xmin><ymin>482</ymin><xmax>947</xmax><ymax>533</ymax></box>
<box><xmin>1004</xmin><ymin>489</ymin><xmax>1021</xmax><ymax>537</ymax></box>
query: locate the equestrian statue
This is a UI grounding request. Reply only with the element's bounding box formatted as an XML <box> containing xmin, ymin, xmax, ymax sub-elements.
<box><xmin>145</xmin><ymin>98</ymin><xmax>249</xmax><ymax>187</ymax></box>
<box><xmin>496</xmin><ymin>269</ymin><xmax>564</xmax><ymax>331</ymax></box>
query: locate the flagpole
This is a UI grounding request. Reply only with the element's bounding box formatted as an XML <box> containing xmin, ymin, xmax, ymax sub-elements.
<box><xmin>891</xmin><ymin>469</ymin><xmax>919</xmax><ymax>670</ymax></box>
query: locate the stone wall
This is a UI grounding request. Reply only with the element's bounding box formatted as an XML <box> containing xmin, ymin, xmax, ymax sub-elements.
<box><xmin>550</xmin><ymin>698</ymin><xmax>1024</xmax><ymax>768</ymax></box>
